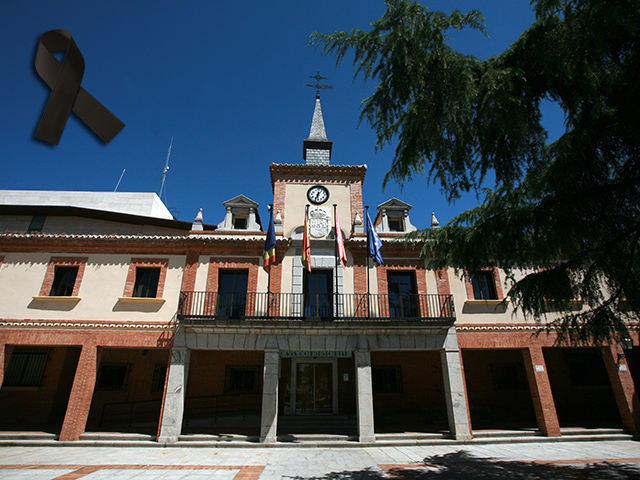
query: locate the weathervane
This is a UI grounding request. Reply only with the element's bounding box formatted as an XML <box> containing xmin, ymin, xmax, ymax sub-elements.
<box><xmin>304</xmin><ymin>71</ymin><xmax>333</xmax><ymax>96</ymax></box>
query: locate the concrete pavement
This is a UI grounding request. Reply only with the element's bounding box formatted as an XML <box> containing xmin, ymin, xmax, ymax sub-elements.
<box><xmin>0</xmin><ymin>440</ymin><xmax>639</xmax><ymax>479</ymax></box>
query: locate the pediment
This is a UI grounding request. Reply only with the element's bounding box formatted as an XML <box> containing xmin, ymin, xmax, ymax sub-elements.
<box><xmin>222</xmin><ymin>195</ymin><xmax>258</xmax><ymax>208</ymax></box>
<box><xmin>377</xmin><ymin>197</ymin><xmax>412</xmax><ymax>211</ymax></box>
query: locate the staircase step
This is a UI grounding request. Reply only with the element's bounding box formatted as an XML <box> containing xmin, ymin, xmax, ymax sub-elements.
<box><xmin>0</xmin><ymin>431</ymin><xmax>57</xmax><ymax>441</ymax></box>
<box><xmin>179</xmin><ymin>434</ymin><xmax>258</xmax><ymax>443</ymax></box>
<box><xmin>376</xmin><ymin>432</ymin><xmax>449</xmax><ymax>441</ymax></box>
<box><xmin>472</xmin><ymin>429</ymin><xmax>540</xmax><ymax>438</ymax></box>
<box><xmin>79</xmin><ymin>432</ymin><xmax>155</xmax><ymax>442</ymax></box>
<box><xmin>560</xmin><ymin>427</ymin><xmax>626</xmax><ymax>436</ymax></box>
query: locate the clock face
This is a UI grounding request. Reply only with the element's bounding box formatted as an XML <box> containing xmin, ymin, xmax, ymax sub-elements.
<box><xmin>307</xmin><ymin>185</ymin><xmax>329</xmax><ymax>204</ymax></box>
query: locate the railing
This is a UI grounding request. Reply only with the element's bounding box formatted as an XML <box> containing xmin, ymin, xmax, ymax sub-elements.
<box><xmin>99</xmin><ymin>393</ymin><xmax>261</xmax><ymax>430</ymax></box>
<box><xmin>178</xmin><ymin>291</ymin><xmax>455</xmax><ymax>323</ymax></box>
<box><xmin>183</xmin><ymin>393</ymin><xmax>262</xmax><ymax>427</ymax></box>
<box><xmin>100</xmin><ymin>398</ymin><xmax>163</xmax><ymax>429</ymax></box>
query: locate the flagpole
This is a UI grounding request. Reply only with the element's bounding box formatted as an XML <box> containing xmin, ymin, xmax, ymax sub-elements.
<box><xmin>267</xmin><ymin>205</ymin><xmax>272</xmax><ymax>295</ymax></box>
<box><xmin>333</xmin><ymin>204</ymin><xmax>339</xmax><ymax>318</ymax></box>
<box><xmin>365</xmin><ymin>205</ymin><xmax>371</xmax><ymax>318</ymax></box>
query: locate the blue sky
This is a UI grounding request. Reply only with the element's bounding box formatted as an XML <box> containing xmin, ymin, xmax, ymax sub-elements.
<box><xmin>0</xmin><ymin>1</ymin><xmax>561</xmax><ymax>229</ymax></box>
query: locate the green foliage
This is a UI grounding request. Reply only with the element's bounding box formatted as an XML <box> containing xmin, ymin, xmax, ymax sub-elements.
<box><xmin>312</xmin><ymin>0</ymin><xmax>640</xmax><ymax>344</ymax></box>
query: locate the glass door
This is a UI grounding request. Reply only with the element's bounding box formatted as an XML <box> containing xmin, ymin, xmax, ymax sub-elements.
<box><xmin>294</xmin><ymin>361</ymin><xmax>334</xmax><ymax>414</ymax></box>
<box><xmin>217</xmin><ymin>270</ymin><xmax>248</xmax><ymax>318</ymax></box>
<box><xmin>304</xmin><ymin>270</ymin><xmax>333</xmax><ymax>319</ymax></box>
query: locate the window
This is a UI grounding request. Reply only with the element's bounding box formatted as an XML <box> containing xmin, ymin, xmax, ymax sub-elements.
<box><xmin>28</xmin><ymin>215</ymin><xmax>46</xmax><ymax>232</ymax></box>
<box><xmin>49</xmin><ymin>266</ymin><xmax>78</xmax><ymax>296</ymax></box>
<box><xmin>4</xmin><ymin>348</ymin><xmax>49</xmax><ymax>387</ymax></box>
<box><xmin>225</xmin><ymin>365</ymin><xmax>261</xmax><ymax>394</ymax></box>
<box><xmin>304</xmin><ymin>270</ymin><xmax>333</xmax><ymax>318</ymax></box>
<box><xmin>151</xmin><ymin>364</ymin><xmax>167</xmax><ymax>393</ymax></box>
<box><xmin>372</xmin><ymin>366</ymin><xmax>403</xmax><ymax>393</ymax></box>
<box><xmin>218</xmin><ymin>270</ymin><xmax>248</xmax><ymax>317</ymax></box>
<box><xmin>233</xmin><ymin>216</ymin><xmax>247</xmax><ymax>229</ymax></box>
<box><xmin>491</xmin><ymin>363</ymin><xmax>527</xmax><ymax>391</ymax></box>
<box><xmin>471</xmin><ymin>271</ymin><xmax>498</xmax><ymax>300</ymax></box>
<box><xmin>388</xmin><ymin>216</ymin><xmax>403</xmax><ymax>232</ymax></box>
<box><xmin>133</xmin><ymin>268</ymin><xmax>161</xmax><ymax>298</ymax></box>
<box><xmin>123</xmin><ymin>258</ymin><xmax>168</xmax><ymax>299</ymax></box>
<box><xmin>387</xmin><ymin>271</ymin><xmax>418</xmax><ymax>317</ymax></box>
<box><xmin>97</xmin><ymin>363</ymin><xmax>131</xmax><ymax>391</ymax></box>
<box><xmin>39</xmin><ymin>257</ymin><xmax>87</xmax><ymax>297</ymax></box>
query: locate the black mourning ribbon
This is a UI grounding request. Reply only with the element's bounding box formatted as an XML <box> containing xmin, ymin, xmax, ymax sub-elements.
<box><xmin>34</xmin><ymin>29</ymin><xmax>124</xmax><ymax>145</ymax></box>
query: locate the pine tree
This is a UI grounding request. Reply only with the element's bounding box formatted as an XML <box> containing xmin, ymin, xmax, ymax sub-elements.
<box><xmin>311</xmin><ymin>0</ymin><xmax>640</xmax><ymax>344</ymax></box>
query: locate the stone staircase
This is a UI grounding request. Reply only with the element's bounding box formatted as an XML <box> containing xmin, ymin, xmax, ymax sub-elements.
<box><xmin>0</xmin><ymin>427</ymin><xmax>634</xmax><ymax>447</ymax></box>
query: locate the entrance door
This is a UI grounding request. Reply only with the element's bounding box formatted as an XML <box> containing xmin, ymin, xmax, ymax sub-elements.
<box><xmin>294</xmin><ymin>361</ymin><xmax>335</xmax><ymax>414</ymax></box>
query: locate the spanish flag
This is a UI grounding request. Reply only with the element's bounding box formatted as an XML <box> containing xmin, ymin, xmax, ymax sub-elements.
<box><xmin>263</xmin><ymin>207</ymin><xmax>276</xmax><ymax>273</ymax></box>
<box><xmin>302</xmin><ymin>206</ymin><xmax>311</xmax><ymax>272</ymax></box>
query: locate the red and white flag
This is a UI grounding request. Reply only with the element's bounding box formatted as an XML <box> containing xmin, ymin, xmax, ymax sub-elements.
<box><xmin>302</xmin><ymin>206</ymin><xmax>311</xmax><ymax>272</ymax></box>
<box><xmin>335</xmin><ymin>206</ymin><xmax>347</xmax><ymax>268</ymax></box>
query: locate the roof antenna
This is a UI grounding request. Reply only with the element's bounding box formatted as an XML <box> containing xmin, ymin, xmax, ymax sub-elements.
<box><xmin>159</xmin><ymin>137</ymin><xmax>173</xmax><ymax>201</ymax></box>
<box><xmin>114</xmin><ymin>168</ymin><xmax>125</xmax><ymax>192</ymax></box>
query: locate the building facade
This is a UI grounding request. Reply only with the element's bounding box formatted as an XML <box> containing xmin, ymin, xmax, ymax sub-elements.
<box><xmin>0</xmin><ymin>97</ymin><xmax>638</xmax><ymax>444</ymax></box>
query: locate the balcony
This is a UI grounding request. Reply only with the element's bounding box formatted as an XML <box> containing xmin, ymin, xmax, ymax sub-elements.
<box><xmin>178</xmin><ymin>291</ymin><xmax>455</xmax><ymax>325</ymax></box>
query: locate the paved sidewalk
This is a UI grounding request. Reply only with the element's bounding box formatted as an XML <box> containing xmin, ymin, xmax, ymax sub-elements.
<box><xmin>0</xmin><ymin>440</ymin><xmax>639</xmax><ymax>479</ymax></box>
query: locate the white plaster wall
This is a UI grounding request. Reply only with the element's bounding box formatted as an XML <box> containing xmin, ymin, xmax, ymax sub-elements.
<box><xmin>426</xmin><ymin>266</ymin><xmax>438</xmax><ymax>295</ymax></box>
<box><xmin>283</xmin><ymin>184</ymin><xmax>352</xmax><ymax>238</ymax></box>
<box><xmin>194</xmin><ymin>257</ymin><xmax>209</xmax><ymax>291</ymax></box>
<box><xmin>280</xmin><ymin>247</ymin><xmax>296</xmax><ymax>294</ymax></box>
<box><xmin>0</xmin><ymin>253</ymin><xmax>185</xmax><ymax>321</ymax></box>
<box><xmin>451</xmin><ymin>267</ymin><xmax>564</xmax><ymax>325</ymax></box>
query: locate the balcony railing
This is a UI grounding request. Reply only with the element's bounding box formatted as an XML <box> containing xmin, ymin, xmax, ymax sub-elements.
<box><xmin>178</xmin><ymin>291</ymin><xmax>455</xmax><ymax>324</ymax></box>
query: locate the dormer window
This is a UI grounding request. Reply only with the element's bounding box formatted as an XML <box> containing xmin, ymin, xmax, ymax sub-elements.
<box><xmin>375</xmin><ymin>198</ymin><xmax>417</xmax><ymax>234</ymax></box>
<box><xmin>388</xmin><ymin>216</ymin><xmax>403</xmax><ymax>232</ymax></box>
<box><xmin>217</xmin><ymin>195</ymin><xmax>261</xmax><ymax>232</ymax></box>
<box><xmin>233</xmin><ymin>216</ymin><xmax>247</xmax><ymax>230</ymax></box>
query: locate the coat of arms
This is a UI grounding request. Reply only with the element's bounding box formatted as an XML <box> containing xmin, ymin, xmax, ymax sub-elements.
<box><xmin>308</xmin><ymin>206</ymin><xmax>331</xmax><ymax>238</ymax></box>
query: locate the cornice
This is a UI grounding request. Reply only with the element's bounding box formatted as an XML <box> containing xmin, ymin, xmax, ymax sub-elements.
<box><xmin>270</xmin><ymin>163</ymin><xmax>367</xmax><ymax>185</ymax></box>
<box><xmin>0</xmin><ymin>319</ymin><xmax>175</xmax><ymax>331</ymax></box>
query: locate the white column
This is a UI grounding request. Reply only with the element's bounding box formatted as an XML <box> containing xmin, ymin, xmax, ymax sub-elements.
<box><xmin>157</xmin><ymin>348</ymin><xmax>191</xmax><ymax>443</ymax></box>
<box><xmin>356</xmin><ymin>349</ymin><xmax>375</xmax><ymax>443</ymax></box>
<box><xmin>440</xmin><ymin>330</ymin><xmax>472</xmax><ymax>440</ymax></box>
<box><xmin>260</xmin><ymin>349</ymin><xmax>280</xmax><ymax>443</ymax></box>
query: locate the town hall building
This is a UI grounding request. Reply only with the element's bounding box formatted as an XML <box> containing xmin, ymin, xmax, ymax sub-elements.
<box><xmin>0</xmin><ymin>94</ymin><xmax>638</xmax><ymax>445</ymax></box>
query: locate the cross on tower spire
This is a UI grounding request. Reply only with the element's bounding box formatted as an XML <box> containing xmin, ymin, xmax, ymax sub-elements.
<box><xmin>304</xmin><ymin>71</ymin><xmax>333</xmax><ymax>97</ymax></box>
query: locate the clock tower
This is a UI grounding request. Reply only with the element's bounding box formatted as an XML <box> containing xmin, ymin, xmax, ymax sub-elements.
<box><xmin>270</xmin><ymin>93</ymin><xmax>366</xmax><ymax>241</ymax></box>
<box><xmin>269</xmin><ymin>92</ymin><xmax>367</xmax><ymax>312</ymax></box>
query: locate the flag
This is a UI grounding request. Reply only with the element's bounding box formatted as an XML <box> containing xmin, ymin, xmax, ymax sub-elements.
<box><xmin>302</xmin><ymin>207</ymin><xmax>311</xmax><ymax>272</ymax></box>
<box><xmin>366</xmin><ymin>212</ymin><xmax>384</xmax><ymax>266</ymax></box>
<box><xmin>335</xmin><ymin>206</ymin><xmax>347</xmax><ymax>268</ymax></box>
<box><xmin>263</xmin><ymin>207</ymin><xmax>276</xmax><ymax>273</ymax></box>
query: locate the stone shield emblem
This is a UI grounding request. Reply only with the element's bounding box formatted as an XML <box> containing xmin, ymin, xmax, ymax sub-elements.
<box><xmin>308</xmin><ymin>206</ymin><xmax>331</xmax><ymax>238</ymax></box>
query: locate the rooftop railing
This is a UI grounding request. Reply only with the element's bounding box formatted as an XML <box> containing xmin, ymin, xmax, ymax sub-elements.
<box><xmin>178</xmin><ymin>291</ymin><xmax>455</xmax><ymax>324</ymax></box>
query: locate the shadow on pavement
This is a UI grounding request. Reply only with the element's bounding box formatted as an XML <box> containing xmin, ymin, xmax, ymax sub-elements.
<box><xmin>285</xmin><ymin>450</ymin><xmax>640</xmax><ymax>479</ymax></box>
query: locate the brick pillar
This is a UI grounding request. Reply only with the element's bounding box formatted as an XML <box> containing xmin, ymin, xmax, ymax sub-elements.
<box><xmin>522</xmin><ymin>346</ymin><xmax>561</xmax><ymax>436</ymax></box>
<box><xmin>157</xmin><ymin>347</ymin><xmax>191</xmax><ymax>443</ymax></box>
<box><xmin>260</xmin><ymin>349</ymin><xmax>280</xmax><ymax>443</ymax></box>
<box><xmin>601</xmin><ymin>345</ymin><xmax>640</xmax><ymax>434</ymax></box>
<box><xmin>0</xmin><ymin>344</ymin><xmax>6</xmax><ymax>388</ymax></box>
<box><xmin>355</xmin><ymin>349</ymin><xmax>375</xmax><ymax>443</ymax></box>
<box><xmin>59</xmin><ymin>343</ymin><xmax>98</xmax><ymax>441</ymax></box>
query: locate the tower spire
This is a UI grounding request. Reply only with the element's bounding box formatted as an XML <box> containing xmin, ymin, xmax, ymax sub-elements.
<box><xmin>303</xmin><ymin>72</ymin><xmax>333</xmax><ymax>165</ymax></box>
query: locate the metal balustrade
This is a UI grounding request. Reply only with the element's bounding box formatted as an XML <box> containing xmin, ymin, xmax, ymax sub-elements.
<box><xmin>178</xmin><ymin>291</ymin><xmax>455</xmax><ymax>324</ymax></box>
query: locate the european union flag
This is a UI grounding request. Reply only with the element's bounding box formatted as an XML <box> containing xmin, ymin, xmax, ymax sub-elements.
<box><xmin>366</xmin><ymin>212</ymin><xmax>384</xmax><ymax>266</ymax></box>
